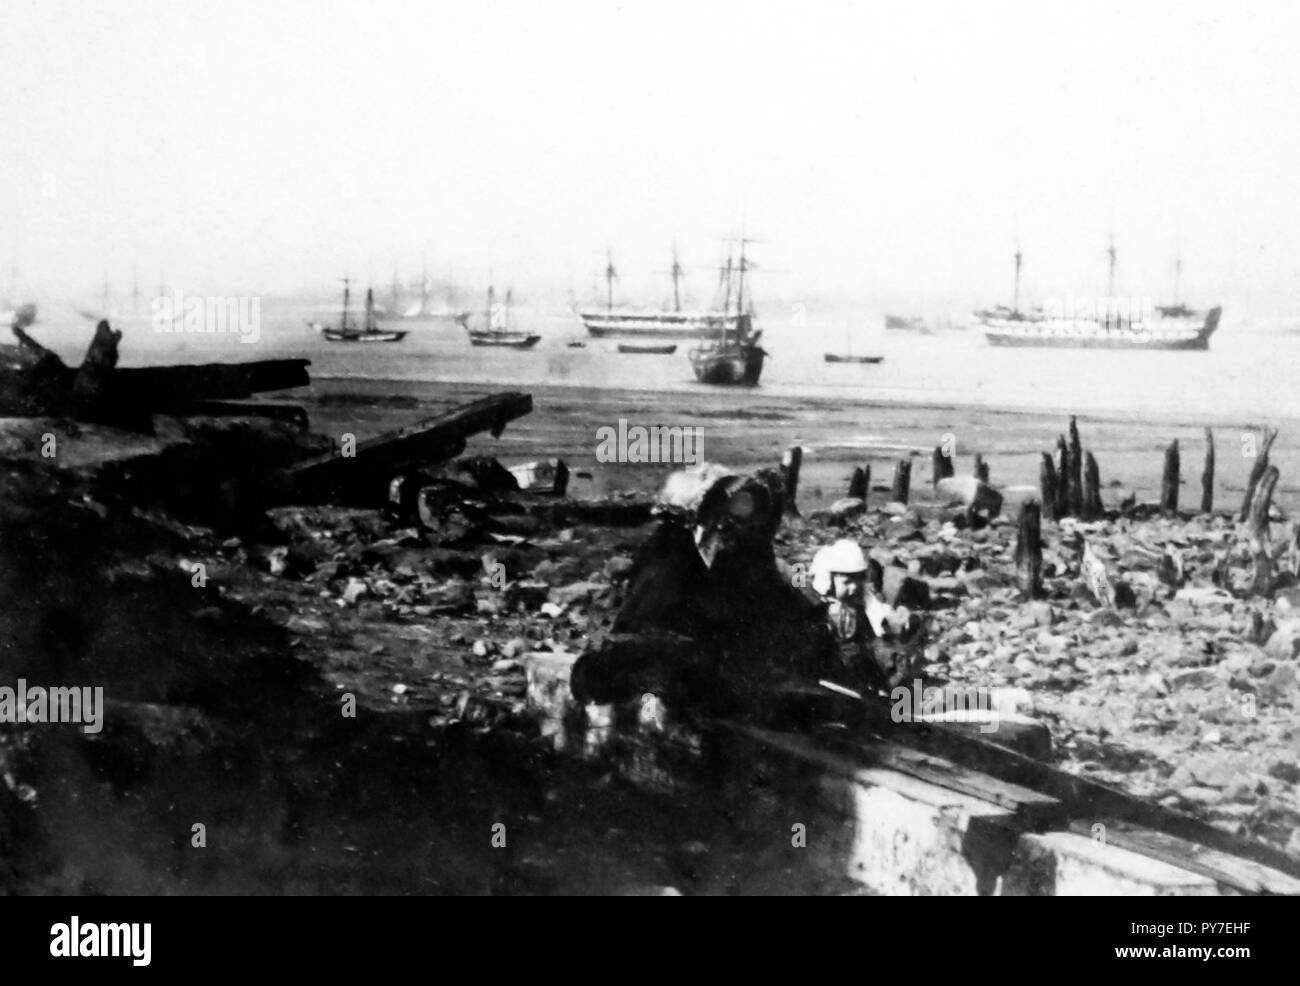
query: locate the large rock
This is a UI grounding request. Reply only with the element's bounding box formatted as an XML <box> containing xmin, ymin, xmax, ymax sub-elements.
<box><xmin>659</xmin><ymin>463</ymin><xmax>737</xmax><ymax>511</ymax></box>
<box><xmin>825</xmin><ymin>497</ymin><xmax>866</xmax><ymax>523</ymax></box>
<box><xmin>934</xmin><ymin>476</ymin><xmax>1003</xmax><ymax>517</ymax></box>
<box><xmin>882</xmin><ymin>566</ymin><xmax>931</xmax><ymax>610</ymax></box>
<box><xmin>1264</xmin><ymin>620</ymin><xmax>1300</xmax><ymax>661</ymax></box>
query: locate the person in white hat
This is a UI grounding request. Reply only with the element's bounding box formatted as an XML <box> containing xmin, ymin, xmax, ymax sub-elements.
<box><xmin>810</xmin><ymin>539</ymin><xmax>871</xmax><ymax>641</ymax></box>
<box><xmin>809</xmin><ymin>538</ymin><xmax>921</xmax><ymax>691</ymax></box>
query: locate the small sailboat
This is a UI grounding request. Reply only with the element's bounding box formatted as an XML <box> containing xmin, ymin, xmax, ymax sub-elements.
<box><xmin>824</xmin><ymin>352</ymin><xmax>884</xmax><ymax>364</ymax></box>
<box><xmin>823</xmin><ymin>321</ymin><xmax>884</xmax><ymax>363</ymax></box>
<box><xmin>312</xmin><ymin>279</ymin><xmax>409</xmax><ymax>343</ymax></box>
<box><xmin>464</xmin><ymin>286</ymin><xmax>541</xmax><ymax>349</ymax></box>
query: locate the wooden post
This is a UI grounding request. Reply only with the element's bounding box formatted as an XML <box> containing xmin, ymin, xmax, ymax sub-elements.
<box><xmin>891</xmin><ymin>458</ymin><xmax>911</xmax><ymax>505</ymax></box>
<box><xmin>848</xmin><ymin>465</ymin><xmax>869</xmax><ymax>501</ymax></box>
<box><xmin>781</xmin><ymin>445</ymin><xmax>803</xmax><ymax>516</ymax></box>
<box><xmin>1160</xmin><ymin>440</ymin><xmax>1180</xmax><ymax>515</ymax></box>
<box><xmin>1014</xmin><ymin>500</ymin><xmax>1043</xmax><ymax>600</ymax></box>
<box><xmin>1083</xmin><ymin>452</ymin><xmax>1103</xmax><ymax>520</ymax></box>
<box><xmin>1040</xmin><ymin>452</ymin><xmax>1058</xmax><ymax>523</ymax></box>
<box><xmin>1240</xmin><ymin>427</ymin><xmax>1279</xmax><ymax>522</ymax></box>
<box><xmin>932</xmin><ymin>445</ymin><xmax>953</xmax><ymax>486</ymax></box>
<box><xmin>1068</xmin><ymin>416</ymin><xmax>1084</xmax><ymax>518</ymax></box>
<box><xmin>974</xmin><ymin>453</ymin><xmax>989</xmax><ymax>485</ymax></box>
<box><xmin>1248</xmin><ymin>465</ymin><xmax>1280</xmax><ymax>595</ymax></box>
<box><xmin>1055</xmin><ymin>436</ymin><xmax>1070</xmax><ymax>518</ymax></box>
<box><xmin>1201</xmin><ymin>427</ymin><xmax>1215</xmax><ymax>515</ymax></box>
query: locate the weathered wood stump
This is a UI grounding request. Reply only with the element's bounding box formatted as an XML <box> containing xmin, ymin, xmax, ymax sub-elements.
<box><xmin>1040</xmin><ymin>452</ymin><xmax>1059</xmax><ymax>523</ymax></box>
<box><xmin>1240</xmin><ymin>427</ymin><xmax>1279</xmax><ymax>522</ymax></box>
<box><xmin>1083</xmin><ymin>451</ymin><xmax>1103</xmax><ymax>520</ymax></box>
<box><xmin>781</xmin><ymin>446</ymin><xmax>803</xmax><ymax>517</ymax></box>
<box><xmin>1068</xmin><ymin>416</ymin><xmax>1084</xmax><ymax>518</ymax></box>
<box><xmin>1248</xmin><ymin>465</ymin><xmax>1280</xmax><ymax>595</ymax></box>
<box><xmin>1161</xmin><ymin>440</ymin><xmax>1180</xmax><ymax>515</ymax></box>
<box><xmin>1014</xmin><ymin>500</ymin><xmax>1043</xmax><ymax>600</ymax></box>
<box><xmin>891</xmin><ymin>458</ymin><xmax>911</xmax><ymax>505</ymax></box>
<box><xmin>932</xmin><ymin>445</ymin><xmax>954</xmax><ymax>489</ymax></box>
<box><xmin>1054</xmin><ymin>436</ymin><xmax>1070</xmax><ymax>519</ymax></box>
<box><xmin>1201</xmin><ymin>428</ymin><xmax>1215</xmax><ymax>515</ymax></box>
<box><xmin>848</xmin><ymin>465</ymin><xmax>870</xmax><ymax>501</ymax></box>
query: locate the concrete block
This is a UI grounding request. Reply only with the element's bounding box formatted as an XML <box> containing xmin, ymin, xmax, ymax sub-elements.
<box><xmin>1004</xmin><ymin>832</ymin><xmax>1221</xmax><ymax>896</ymax></box>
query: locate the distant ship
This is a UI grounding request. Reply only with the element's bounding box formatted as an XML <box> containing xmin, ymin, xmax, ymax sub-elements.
<box><xmin>382</xmin><ymin>265</ymin><xmax>471</xmax><ymax>322</ymax></box>
<box><xmin>884</xmin><ymin>314</ymin><xmax>930</xmax><ymax>333</ymax></box>
<box><xmin>312</xmin><ymin>279</ymin><xmax>408</xmax><ymax>343</ymax></box>
<box><xmin>824</xmin><ymin>320</ymin><xmax>885</xmax><ymax>364</ymax></box>
<box><xmin>618</xmin><ymin>342</ymin><xmax>677</xmax><ymax>355</ymax></box>
<box><xmin>464</xmin><ymin>285</ymin><xmax>540</xmax><ymax>349</ymax></box>
<box><xmin>687</xmin><ymin>242</ymin><xmax>766</xmax><ymax>386</ymax></box>
<box><xmin>579</xmin><ymin>248</ymin><xmax>747</xmax><ymax>340</ymax></box>
<box><xmin>974</xmin><ymin>242</ymin><xmax>1221</xmax><ymax>350</ymax></box>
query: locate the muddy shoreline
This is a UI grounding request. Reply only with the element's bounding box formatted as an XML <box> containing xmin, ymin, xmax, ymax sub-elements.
<box><xmin>2</xmin><ymin>378</ymin><xmax>1299</xmax><ymax>894</ymax></box>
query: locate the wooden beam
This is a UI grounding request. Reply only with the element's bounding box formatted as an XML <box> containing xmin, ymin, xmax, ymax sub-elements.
<box><xmin>280</xmin><ymin>391</ymin><xmax>533</xmax><ymax>506</ymax></box>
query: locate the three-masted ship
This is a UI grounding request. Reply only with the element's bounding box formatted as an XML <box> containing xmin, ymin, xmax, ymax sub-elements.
<box><xmin>974</xmin><ymin>243</ymin><xmax>1221</xmax><ymax>350</ymax></box>
<box><xmin>578</xmin><ymin>248</ymin><xmax>748</xmax><ymax>340</ymax></box>
<box><xmin>686</xmin><ymin>241</ymin><xmax>766</xmax><ymax>386</ymax></box>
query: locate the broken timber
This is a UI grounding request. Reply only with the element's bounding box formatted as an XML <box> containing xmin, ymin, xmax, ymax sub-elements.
<box><xmin>3</xmin><ymin>320</ymin><xmax>310</xmax><ymax>425</ymax></box>
<box><xmin>279</xmin><ymin>392</ymin><xmax>533</xmax><ymax>506</ymax></box>
<box><xmin>526</xmin><ymin>650</ymin><xmax>1300</xmax><ymax>895</ymax></box>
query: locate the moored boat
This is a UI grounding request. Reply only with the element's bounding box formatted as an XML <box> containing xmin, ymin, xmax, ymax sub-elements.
<box><xmin>824</xmin><ymin>353</ymin><xmax>884</xmax><ymax>364</ymax></box>
<box><xmin>687</xmin><ymin>242</ymin><xmax>766</xmax><ymax>386</ymax></box>
<box><xmin>579</xmin><ymin>248</ymin><xmax>742</xmax><ymax>340</ymax></box>
<box><xmin>312</xmin><ymin>280</ymin><xmax>408</xmax><ymax>343</ymax></box>
<box><xmin>973</xmin><ymin>243</ymin><xmax>1221</xmax><ymax>350</ymax></box>
<box><xmin>464</xmin><ymin>286</ymin><xmax>541</xmax><ymax>349</ymax></box>
<box><xmin>618</xmin><ymin>343</ymin><xmax>677</xmax><ymax>355</ymax></box>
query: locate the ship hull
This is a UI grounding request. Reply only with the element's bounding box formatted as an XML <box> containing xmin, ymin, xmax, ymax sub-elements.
<box><xmin>688</xmin><ymin>344</ymin><xmax>765</xmax><ymax>386</ymax></box>
<box><xmin>467</xmin><ymin>332</ymin><xmax>540</xmax><ymax>349</ymax></box>
<box><xmin>977</xmin><ymin>306</ymin><xmax>1221</xmax><ymax>351</ymax></box>
<box><xmin>618</xmin><ymin>343</ymin><xmax>677</xmax><ymax>355</ymax></box>
<box><xmin>824</xmin><ymin>353</ymin><xmax>884</xmax><ymax>364</ymax></box>
<box><xmin>314</xmin><ymin>324</ymin><xmax>408</xmax><ymax>343</ymax></box>
<box><xmin>580</xmin><ymin>310</ymin><xmax>744</xmax><ymax>340</ymax></box>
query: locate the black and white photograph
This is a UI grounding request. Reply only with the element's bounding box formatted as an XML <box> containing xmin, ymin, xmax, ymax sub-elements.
<box><xmin>1</xmin><ymin>0</ymin><xmax>1298</xmax><ymax>930</ymax></box>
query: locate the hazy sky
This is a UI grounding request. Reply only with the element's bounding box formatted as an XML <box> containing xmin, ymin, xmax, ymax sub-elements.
<box><xmin>3</xmin><ymin>0</ymin><xmax>1300</xmax><ymax>316</ymax></box>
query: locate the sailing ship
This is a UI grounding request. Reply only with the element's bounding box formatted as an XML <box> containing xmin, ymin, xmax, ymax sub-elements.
<box><xmin>974</xmin><ymin>242</ymin><xmax>1221</xmax><ymax>350</ymax></box>
<box><xmin>380</xmin><ymin>258</ymin><xmax>472</xmax><ymax>322</ymax></box>
<box><xmin>824</xmin><ymin>320</ymin><xmax>885</xmax><ymax>363</ymax></box>
<box><xmin>687</xmin><ymin>242</ymin><xmax>766</xmax><ymax>386</ymax></box>
<box><xmin>578</xmin><ymin>248</ymin><xmax>749</xmax><ymax>340</ymax></box>
<box><xmin>463</xmin><ymin>286</ymin><xmax>540</xmax><ymax>349</ymax></box>
<box><xmin>312</xmin><ymin>279</ymin><xmax>408</xmax><ymax>343</ymax></box>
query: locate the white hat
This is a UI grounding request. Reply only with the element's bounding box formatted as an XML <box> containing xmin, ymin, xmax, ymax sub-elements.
<box><xmin>810</xmin><ymin>539</ymin><xmax>868</xmax><ymax>595</ymax></box>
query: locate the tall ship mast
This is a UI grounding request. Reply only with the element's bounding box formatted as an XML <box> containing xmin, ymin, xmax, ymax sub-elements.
<box><xmin>311</xmin><ymin>277</ymin><xmax>409</xmax><ymax>343</ymax></box>
<box><xmin>972</xmin><ymin>240</ymin><xmax>1221</xmax><ymax>350</ymax></box>
<box><xmin>578</xmin><ymin>246</ymin><xmax>753</xmax><ymax>339</ymax></box>
<box><xmin>462</xmin><ymin>280</ymin><xmax>541</xmax><ymax>349</ymax></box>
<box><xmin>686</xmin><ymin>239</ymin><xmax>767</xmax><ymax>386</ymax></box>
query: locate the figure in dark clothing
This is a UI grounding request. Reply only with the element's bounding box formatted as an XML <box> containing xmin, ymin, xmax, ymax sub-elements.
<box><xmin>572</xmin><ymin>473</ymin><xmax>839</xmax><ymax>711</ymax></box>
